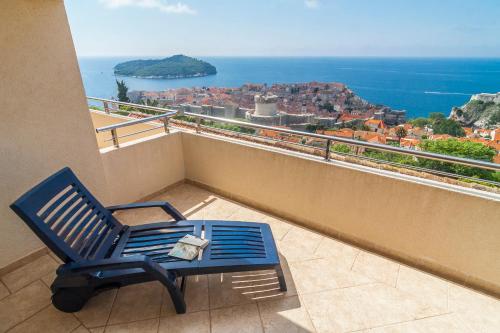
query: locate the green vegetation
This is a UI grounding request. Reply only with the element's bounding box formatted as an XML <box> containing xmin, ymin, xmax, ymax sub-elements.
<box><xmin>409</xmin><ymin>112</ymin><xmax>465</xmax><ymax>137</ymax></box>
<box><xmin>432</xmin><ymin>117</ymin><xmax>465</xmax><ymax>137</ymax></box>
<box><xmin>487</xmin><ymin>108</ymin><xmax>500</xmax><ymax>126</ymax></box>
<box><xmin>322</xmin><ymin>101</ymin><xmax>335</xmax><ymax>112</ymax></box>
<box><xmin>418</xmin><ymin>139</ymin><xmax>498</xmax><ymax>182</ymax></box>
<box><xmin>420</xmin><ymin>138</ymin><xmax>495</xmax><ymax>162</ymax></box>
<box><xmin>331</xmin><ymin>144</ymin><xmax>351</xmax><ymax>154</ymax></box>
<box><xmin>408</xmin><ymin>117</ymin><xmax>431</xmax><ymax>128</ymax></box>
<box><xmin>363</xmin><ymin>138</ymin><xmax>499</xmax><ymax>183</ymax></box>
<box><xmin>173</xmin><ymin>115</ymin><xmax>255</xmax><ymax>134</ymax></box>
<box><xmin>114</xmin><ymin>55</ymin><xmax>217</xmax><ymax>79</ymax></box>
<box><xmin>305</xmin><ymin>124</ymin><xmax>326</xmax><ymax>133</ymax></box>
<box><xmin>89</xmin><ymin>105</ymin><xmax>103</xmax><ymax>111</ymax></box>
<box><xmin>113</xmin><ymin>110</ymin><xmax>131</xmax><ymax>116</ymax></box>
<box><xmin>395</xmin><ymin>127</ymin><xmax>407</xmax><ymax>142</ymax></box>
<box><xmin>140</xmin><ymin>99</ymin><xmax>159</xmax><ymax>107</ymax></box>
<box><xmin>116</xmin><ymin>80</ymin><xmax>130</xmax><ymax>102</ymax></box>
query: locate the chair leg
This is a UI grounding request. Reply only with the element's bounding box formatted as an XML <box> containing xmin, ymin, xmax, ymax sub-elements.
<box><xmin>276</xmin><ymin>265</ymin><xmax>287</xmax><ymax>292</ymax></box>
<box><xmin>165</xmin><ymin>283</ymin><xmax>186</xmax><ymax>314</ymax></box>
<box><xmin>180</xmin><ymin>276</ymin><xmax>187</xmax><ymax>294</ymax></box>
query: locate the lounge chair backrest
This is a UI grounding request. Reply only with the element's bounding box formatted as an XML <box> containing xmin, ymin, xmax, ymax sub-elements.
<box><xmin>10</xmin><ymin>167</ymin><xmax>124</xmax><ymax>263</ymax></box>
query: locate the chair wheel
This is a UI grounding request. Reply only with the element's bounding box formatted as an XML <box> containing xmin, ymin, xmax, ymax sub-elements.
<box><xmin>52</xmin><ymin>288</ymin><xmax>92</xmax><ymax>312</ymax></box>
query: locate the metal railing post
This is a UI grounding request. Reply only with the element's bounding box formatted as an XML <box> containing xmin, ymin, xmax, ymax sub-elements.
<box><xmin>325</xmin><ymin>139</ymin><xmax>332</xmax><ymax>161</ymax></box>
<box><xmin>162</xmin><ymin>117</ymin><xmax>170</xmax><ymax>134</ymax></box>
<box><xmin>111</xmin><ymin>128</ymin><xmax>119</xmax><ymax>148</ymax></box>
<box><xmin>196</xmin><ymin>117</ymin><xmax>201</xmax><ymax>133</ymax></box>
<box><xmin>103</xmin><ymin>101</ymin><xmax>110</xmax><ymax>114</ymax></box>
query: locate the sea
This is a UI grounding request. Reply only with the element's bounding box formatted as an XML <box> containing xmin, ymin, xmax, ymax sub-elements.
<box><xmin>78</xmin><ymin>57</ymin><xmax>500</xmax><ymax>119</ymax></box>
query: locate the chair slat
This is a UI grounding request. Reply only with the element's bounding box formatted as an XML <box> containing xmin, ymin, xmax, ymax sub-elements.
<box><xmin>212</xmin><ymin>226</ymin><xmax>261</xmax><ymax>232</ymax></box>
<box><xmin>39</xmin><ymin>186</ymin><xmax>77</xmax><ymax>221</ymax></box>
<box><xmin>211</xmin><ymin>245</ymin><xmax>265</xmax><ymax>250</ymax></box>
<box><xmin>211</xmin><ymin>240</ymin><xmax>264</xmax><ymax>246</ymax></box>
<box><xmin>53</xmin><ymin>197</ymin><xmax>89</xmax><ymax>234</ymax></box>
<box><xmin>10</xmin><ymin>168</ymin><xmax>123</xmax><ymax>263</ymax></box>
<box><xmin>127</xmin><ymin>232</ymin><xmax>190</xmax><ymax>243</ymax></box>
<box><xmin>124</xmin><ymin>238</ymin><xmax>181</xmax><ymax>249</ymax></box>
<box><xmin>130</xmin><ymin>226</ymin><xmax>194</xmax><ymax>237</ymax></box>
<box><xmin>212</xmin><ymin>233</ymin><xmax>263</xmax><ymax>239</ymax></box>
<box><xmin>71</xmin><ymin>214</ymin><xmax>104</xmax><ymax>251</ymax></box>
<box><xmin>66</xmin><ymin>208</ymin><xmax>101</xmax><ymax>244</ymax></box>
<box><xmin>79</xmin><ymin>223</ymin><xmax>109</xmax><ymax>258</ymax></box>
<box><xmin>210</xmin><ymin>254</ymin><xmax>267</xmax><ymax>259</ymax></box>
<box><xmin>212</xmin><ymin>249</ymin><xmax>266</xmax><ymax>255</ymax></box>
<box><xmin>122</xmin><ymin>244</ymin><xmax>176</xmax><ymax>254</ymax></box>
<box><xmin>46</xmin><ymin>191</ymin><xmax>83</xmax><ymax>227</ymax></box>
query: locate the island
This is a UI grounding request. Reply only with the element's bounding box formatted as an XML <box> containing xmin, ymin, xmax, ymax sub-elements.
<box><xmin>114</xmin><ymin>55</ymin><xmax>217</xmax><ymax>79</ymax></box>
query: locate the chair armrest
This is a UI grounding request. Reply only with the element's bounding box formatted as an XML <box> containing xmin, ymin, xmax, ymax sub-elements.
<box><xmin>59</xmin><ymin>256</ymin><xmax>179</xmax><ymax>291</ymax></box>
<box><xmin>58</xmin><ymin>255</ymin><xmax>154</xmax><ymax>275</ymax></box>
<box><xmin>106</xmin><ymin>201</ymin><xmax>186</xmax><ymax>221</ymax></box>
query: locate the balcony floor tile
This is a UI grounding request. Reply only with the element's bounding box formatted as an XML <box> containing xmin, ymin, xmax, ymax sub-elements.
<box><xmin>1</xmin><ymin>255</ymin><xmax>59</xmax><ymax>292</ymax></box>
<box><xmin>1</xmin><ymin>184</ymin><xmax>498</xmax><ymax>333</ymax></box>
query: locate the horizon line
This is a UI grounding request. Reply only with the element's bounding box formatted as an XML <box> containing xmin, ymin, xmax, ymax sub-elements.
<box><xmin>76</xmin><ymin>54</ymin><xmax>500</xmax><ymax>59</ymax></box>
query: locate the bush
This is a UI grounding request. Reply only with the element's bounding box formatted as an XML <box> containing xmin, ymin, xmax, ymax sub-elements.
<box><xmin>331</xmin><ymin>144</ymin><xmax>351</xmax><ymax>154</ymax></box>
<box><xmin>362</xmin><ymin>139</ymin><xmax>498</xmax><ymax>183</ymax></box>
<box><xmin>89</xmin><ymin>105</ymin><xmax>103</xmax><ymax>111</ymax></box>
<box><xmin>417</xmin><ymin>139</ymin><xmax>497</xmax><ymax>181</ymax></box>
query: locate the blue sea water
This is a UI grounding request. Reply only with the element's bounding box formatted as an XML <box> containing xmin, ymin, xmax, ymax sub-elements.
<box><xmin>78</xmin><ymin>57</ymin><xmax>500</xmax><ymax>119</ymax></box>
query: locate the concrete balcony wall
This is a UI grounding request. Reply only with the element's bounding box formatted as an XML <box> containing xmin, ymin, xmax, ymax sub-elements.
<box><xmin>182</xmin><ymin>132</ymin><xmax>500</xmax><ymax>295</ymax></box>
<box><xmin>100</xmin><ymin>132</ymin><xmax>185</xmax><ymax>205</ymax></box>
<box><xmin>90</xmin><ymin>111</ymin><xmax>166</xmax><ymax>149</ymax></box>
<box><xmin>0</xmin><ymin>0</ymin><xmax>109</xmax><ymax>270</ymax></box>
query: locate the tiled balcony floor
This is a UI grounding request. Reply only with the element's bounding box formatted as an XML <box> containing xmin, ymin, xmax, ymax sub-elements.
<box><xmin>1</xmin><ymin>184</ymin><xmax>499</xmax><ymax>332</ymax></box>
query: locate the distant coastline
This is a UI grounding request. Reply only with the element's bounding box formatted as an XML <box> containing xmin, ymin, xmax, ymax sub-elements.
<box><xmin>115</xmin><ymin>73</ymin><xmax>213</xmax><ymax>80</ymax></box>
<box><xmin>79</xmin><ymin>56</ymin><xmax>500</xmax><ymax>118</ymax></box>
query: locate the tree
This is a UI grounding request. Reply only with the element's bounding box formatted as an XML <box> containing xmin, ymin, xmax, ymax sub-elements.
<box><xmin>323</xmin><ymin>101</ymin><xmax>335</xmax><ymax>112</ymax></box>
<box><xmin>141</xmin><ymin>98</ymin><xmax>159</xmax><ymax>107</ymax></box>
<box><xmin>487</xmin><ymin>109</ymin><xmax>500</xmax><ymax>127</ymax></box>
<box><xmin>116</xmin><ymin>80</ymin><xmax>130</xmax><ymax>102</ymax></box>
<box><xmin>409</xmin><ymin>117</ymin><xmax>431</xmax><ymax>128</ymax></box>
<box><xmin>360</xmin><ymin>124</ymin><xmax>370</xmax><ymax>131</ymax></box>
<box><xmin>419</xmin><ymin>139</ymin><xmax>495</xmax><ymax>162</ymax></box>
<box><xmin>429</xmin><ymin>112</ymin><xmax>446</xmax><ymax>122</ymax></box>
<box><xmin>395</xmin><ymin>127</ymin><xmax>408</xmax><ymax>142</ymax></box>
<box><xmin>418</xmin><ymin>139</ymin><xmax>497</xmax><ymax>181</ymax></box>
<box><xmin>432</xmin><ymin>118</ymin><xmax>465</xmax><ymax>137</ymax></box>
<box><xmin>305</xmin><ymin>124</ymin><xmax>325</xmax><ymax>133</ymax></box>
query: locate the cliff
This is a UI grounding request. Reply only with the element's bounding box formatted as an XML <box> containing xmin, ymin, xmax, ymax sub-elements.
<box><xmin>449</xmin><ymin>93</ymin><xmax>500</xmax><ymax>128</ymax></box>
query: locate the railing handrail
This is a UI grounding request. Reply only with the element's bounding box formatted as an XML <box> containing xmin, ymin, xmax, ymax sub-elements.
<box><xmin>88</xmin><ymin>96</ymin><xmax>175</xmax><ymax>114</ymax></box>
<box><xmin>94</xmin><ymin>111</ymin><xmax>177</xmax><ymax>133</ymax></box>
<box><xmin>87</xmin><ymin>97</ymin><xmax>500</xmax><ymax>171</ymax></box>
<box><xmin>181</xmin><ymin>112</ymin><xmax>500</xmax><ymax>171</ymax></box>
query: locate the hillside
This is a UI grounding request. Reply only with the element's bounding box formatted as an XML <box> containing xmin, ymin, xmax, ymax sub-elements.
<box><xmin>450</xmin><ymin>94</ymin><xmax>500</xmax><ymax>128</ymax></box>
<box><xmin>114</xmin><ymin>55</ymin><xmax>217</xmax><ymax>79</ymax></box>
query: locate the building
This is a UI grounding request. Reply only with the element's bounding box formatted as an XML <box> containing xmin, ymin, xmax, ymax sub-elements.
<box><xmin>471</xmin><ymin>92</ymin><xmax>500</xmax><ymax>104</ymax></box>
<box><xmin>373</xmin><ymin>107</ymin><xmax>406</xmax><ymax>125</ymax></box>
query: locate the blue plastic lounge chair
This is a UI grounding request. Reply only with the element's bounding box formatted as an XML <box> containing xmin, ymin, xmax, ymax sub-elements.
<box><xmin>10</xmin><ymin>167</ymin><xmax>286</xmax><ymax>314</ymax></box>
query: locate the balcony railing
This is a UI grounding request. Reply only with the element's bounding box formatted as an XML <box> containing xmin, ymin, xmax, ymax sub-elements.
<box><xmin>88</xmin><ymin>97</ymin><xmax>500</xmax><ymax>187</ymax></box>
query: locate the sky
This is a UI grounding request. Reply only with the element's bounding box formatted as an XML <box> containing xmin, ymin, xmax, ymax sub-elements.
<box><xmin>64</xmin><ymin>0</ymin><xmax>500</xmax><ymax>57</ymax></box>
